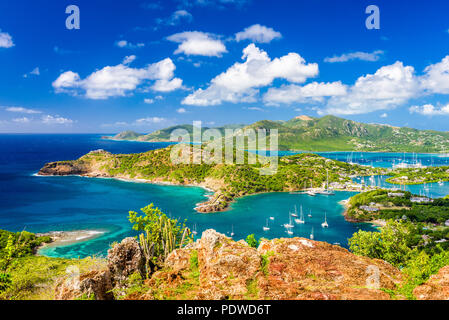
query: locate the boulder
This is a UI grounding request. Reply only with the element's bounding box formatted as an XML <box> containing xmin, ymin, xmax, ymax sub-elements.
<box><xmin>55</xmin><ymin>269</ymin><xmax>113</xmax><ymax>300</ymax></box>
<box><xmin>107</xmin><ymin>237</ymin><xmax>145</xmax><ymax>283</ymax></box>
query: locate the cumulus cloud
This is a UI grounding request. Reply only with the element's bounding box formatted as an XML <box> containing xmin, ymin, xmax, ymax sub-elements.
<box><xmin>420</xmin><ymin>56</ymin><xmax>449</xmax><ymax>94</ymax></box>
<box><xmin>409</xmin><ymin>104</ymin><xmax>449</xmax><ymax>116</ymax></box>
<box><xmin>0</xmin><ymin>30</ymin><xmax>14</xmax><ymax>48</ymax></box>
<box><xmin>177</xmin><ymin>107</ymin><xmax>187</xmax><ymax>113</ymax></box>
<box><xmin>325</xmin><ymin>62</ymin><xmax>419</xmax><ymax>115</ymax></box>
<box><xmin>324</xmin><ymin>50</ymin><xmax>384</xmax><ymax>63</ymax></box>
<box><xmin>115</xmin><ymin>40</ymin><xmax>145</xmax><ymax>49</ymax></box>
<box><xmin>41</xmin><ymin>115</ymin><xmax>74</xmax><ymax>125</ymax></box>
<box><xmin>144</xmin><ymin>98</ymin><xmax>154</xmax><ymax>104</ymax></box>
<box><xmin>167</xmin><ymin>31</ymin><xmax>227</xmax><ymax>57</ymax></box>
<box><xmin>52</xmin><ymin>58</ymin><xmax>183</xmax><ymax>99</ymax></box>
<box><xmin>235</xmin><ymin>24</ymin><xmax>282</xmax><ymax>43</ymax></box>
<box><xmin>263</xmin><ymin>82</ymin><xmax>347</xmax><ymax>106</ymax></box>
<box><xmin>157</xmin><ymin>10</ymin><xmax>193</xmax><ymax>26</ymax></box>
<box><xmin>5</xmin><ymin>107</ymin><xmax>41</xmax><ymax>114</ymax></box>
<box><xmin>182</xmin><ymin>44</ymin><xmax>318</xmax><ymax>106</ymax></box>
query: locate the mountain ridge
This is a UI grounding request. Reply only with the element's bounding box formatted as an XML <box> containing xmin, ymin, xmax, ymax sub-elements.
<box><xmin>103</xmin><ymin>115</ymin><xmax>449</xmax><ymax>152</ymax></box>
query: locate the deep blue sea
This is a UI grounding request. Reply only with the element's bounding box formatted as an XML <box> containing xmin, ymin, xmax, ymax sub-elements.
<box><xmin>2</xmin><ymin>134</ymin><xmax>445</xmax><ymax>259</ymax></box>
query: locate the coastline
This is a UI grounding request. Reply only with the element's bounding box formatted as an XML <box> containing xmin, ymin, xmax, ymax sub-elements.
<box><xmin>36</xmin><ymin>230</ymin><xmax>105</xmax><ymax>255</ymax></box>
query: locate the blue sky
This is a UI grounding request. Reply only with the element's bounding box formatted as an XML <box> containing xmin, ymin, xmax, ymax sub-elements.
<box><xmin>1</xmin><ymin>0</ymin><xmax>449</xmax><ymax>133</ymax></box>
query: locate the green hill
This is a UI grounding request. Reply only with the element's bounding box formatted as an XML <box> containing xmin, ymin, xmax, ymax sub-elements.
<box><xmin>103</xmin><ymin>115</ymin><xmax>449</xmax><ymax>152</ymax></box>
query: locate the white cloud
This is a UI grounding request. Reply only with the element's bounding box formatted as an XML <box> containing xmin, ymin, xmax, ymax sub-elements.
<box><xmin>144</xmin><ymin>98</ymin><xmax>154</xmax><ymax>104</ymax></box>
<box><xmin>177</xmin><ymin>107</ymin><xmax>187</xmax><ymax>113</ymax></box>
<box><xmin>178</xmin><ymin>0</ymin><xmax>249</xmax><ymax>8</ymax></box>
<box><xmin>135</xmin><ymin>117</ymin><xmax>166</xmax><ymax>124</ymax></box>
<box><xmin>324</xmin><ymin>50</ymin><xmax>384</xmax><ymax>63</ymax></box>
<box><xmin>167</xmin><ymin>31</ymin><xmax>227</xmax><ymax>57</ymax></box>
<box><xmin>23</xmin><ymin>67</ymin><xmax>40</xmax><ymax>78</ymax></box>
<box><xmin>115</xmin><ymin>40</ymin><xmax>145</xmax><ymax>49</ymax></box>
<box><xmin>325</xmin><ymin>62</ymin><xmax>419</xmax><ymax>115</ymax></box>
<box><xmin>182</xmin><ymin>44</ymin><xmax>319</xmax><ymax>106</ymax></box>
<box><xmin>12</xmin><ymin>117</ymin><xmax>30</xmax><ymax>123</ymax></box>
<box><xmin>41</xmin><ymin>115</ymin><xmax>74</xmax><ymax>125</ymax></box>
<box><xmin>263</xmin><ymin>81</ymin><xmax>347</xmax><ymax>106</ymax></box>
<box><xmin>53</xmin><ymin>58</ymin><xmax>183</xmax><ymax>99</ymax></box>
<box><xmin>157</xmin><ymin>10</ymin><xmax>193</xmax><ymax>26</ymax></box>
<box><xmin>5</xmin><ymin>107</ymin><xmax>41</xmax><ymax>114</ymax></box>
<box><xmin>246</xmin><ymin>106</ymin><xmax>263</xmax><ymax>111</ymax></box>
<box><xmin>420</xmin><ymin>56</ymin><xmax>449</xmax><ymax>94</ymax></box>
<box><xmin>409</xmin><ymin>104</ymin><xmax>449</xmax><ymax>116</ymax></box>
<box><xmin>0</xmin><ymin>30</ymin><xmax>14</xmax><ymax>48</ymax></box>
<box><xmin>235</xmin><ymin>24</ymin><xmax>282</xmax><ymax>43</ymax></box>
<box><xmin>122</xmin><ymin>55</ymin><xmax>136</xmax><ymax>65</ymax></box>
<box><xmin>380</xmin><ymin>113</ymin><xmax>388</xmax><ymax>118</ymax></box>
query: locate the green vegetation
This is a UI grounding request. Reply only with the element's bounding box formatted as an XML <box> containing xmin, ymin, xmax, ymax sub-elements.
<box><xmin>387</xmin><ymin>166</ymin><xmax>449</xmax><ymax>185</ymax></box>
<box><xmin>349</xmin><ymin>220</ymin><xmax>449</xmax><ymax>299</ymax></box>
<box><xmin>245</xmin><ymin>234</ymin><xmax>259</xmax><ymax>248</ymax></box>
<box><xmin>0</xmin><ymin>229</ymin><xmax>100</xmax><ymax>300</ymax></box>
<box><xmin>59</xmin><ymin>146</ymin><xmax>382</xmax><ymax>212</ymax></box>
<box><xmin>129</xmin><ymin>204</ymin><xmax>193</xmax><ymax>276</ymax></box>
<box><xmin>105</xmin><ymin>115</ymin><xmax>449</xmax><ymax>152</ymax></box>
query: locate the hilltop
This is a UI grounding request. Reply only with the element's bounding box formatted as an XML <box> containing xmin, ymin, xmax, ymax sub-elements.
<box><xmin>103</xmin><ymin>115</ymin><xmax>449</xmax><ymax>152</ymax></box>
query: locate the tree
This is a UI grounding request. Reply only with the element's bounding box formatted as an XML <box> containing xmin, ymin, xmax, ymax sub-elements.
<box><xmin>349</xmin><ymin>220</ymin><xmax>419</xmax><ymax>268</ymax></box>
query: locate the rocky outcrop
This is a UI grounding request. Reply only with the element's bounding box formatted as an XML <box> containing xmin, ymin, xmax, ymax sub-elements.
<box><xmin>55</xmin><ymin>237</ymin><xmax>144</xmax><ymax>300</ymax></box>
<box><xmin>54</xmin><ymin>269</ymin><xmax>113</xmax><ymax>300</ymax></box>
<box><xmin>414</xmin><ymin>266</ymin><xmax>449</xmax><ymax>300</ymax></box>
<box><xmin>38</xmin><ymin>161</ymin><xmax>89</xmax><ymax>176</ymax></box>
<box><xmin>107</xmin><ymin>237</ymin><xmax>145</xmax><ymax>283</ymax></box>
<box><xmin>145</xmin><ymin>230</ymin><xmax>402</xmax><ymax>300</ymax></box>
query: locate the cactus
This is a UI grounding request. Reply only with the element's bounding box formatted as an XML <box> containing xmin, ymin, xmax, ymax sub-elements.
<box><xmin>130</xmin><ymin>204</ymin><xmax>193</xmax><ymax>277</ymax></box>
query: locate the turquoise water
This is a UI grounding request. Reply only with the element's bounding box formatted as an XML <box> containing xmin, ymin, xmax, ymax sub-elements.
<box><xmin>353</xmin><ymin>175</ymin><xmax>449</xmax><ymax>199</ymax></box>
<box><xmin>252</xmin><ymin>150</ymin><xmax>449</xmax><ymax>168</ymax></box>
<box><xmin>3</xmin><ymin>134</ymin><xmax>436</xmax><ymax>259</ymax></box>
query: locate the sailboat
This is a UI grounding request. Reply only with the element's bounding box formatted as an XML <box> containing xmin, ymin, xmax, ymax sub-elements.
<box><xmin>438</xmin><ymin>180</ymin><xmax>444</xmax><ymax>186</ymax></box>
<box><xmin>318</xmin><ymin>169</ymin><xmax>335</xmax><ymax>195</ymax></box>
<box><xmin>192</xmin><ymin>224</ymin><xmax>198</xmax><ymax>236</ymax></box>
<box><xmin>321</xmin><ymin>212</ymin><xmax>329</xmax><ymax>228</ymax></box>
<box><xmin>307</xmin><ymin>209</ymin><xmax>312</xmax><ymax>218</ymax></box>
<box><xmin>283</xmin><ymin>213</ymin><xmax>294</xmax><ymax>229</ymax></box>
<box><xmin>269</xmin><ymin>216</ymin><xmax>275</xmax><ymax>221</ymax></box>
<box><xmin>263</xmin><ymin>219</ymin><xmax>270</xmax><ymax>231</ymax></box>
<box><xmin>305</xmin><ymin>180</ymin><xmax>316</xmax><ymax>196</ymax></box>
<box><xmin>286</xmin><ymin>228</ymin><xmax>293</xmax><ymax>236</ymax></box>
<box><xmin>291</xmin><ymin>205</ymin><xmax>298</xmax><ymax>217</ymax></box>
<box><xmin>295</xmin><ymin>205</ymin><xmax>305</xmax><ymax>224</ymax></box>
<box><xmin>310</xmin><ymin>227</ymin><xmax>314</xmax><ymax>240</ymax></box>
<box><xmin>230</xmin><ymin>225</ymin><xmax>235</xmax><ymax>237</ymax></box>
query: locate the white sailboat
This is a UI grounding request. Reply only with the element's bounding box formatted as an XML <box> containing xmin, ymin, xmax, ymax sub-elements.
<box><xmin>286</xmin><ymin>228</ymin><xmax>293</xmax><ymax>236</ymax></box>
<box><xmin>192</xmin><ymin>224</ymin><xmax>198</xmax><ymax>236</ymax></box>
<box><xmin>230</xmin><ymin>225</ymin><xmax>235</xmax><ymax>237</ymax></box>
<box><xmin>291</xmin><ymin>205</ymin><xmax>298</xmax><ymax>217</ymax></box>
<box><xmin>263</xmin><ymin>219</ymin><xmax>270</xmax><ymax>231</ymax></box>
<box><xmin>318</xmin><ymin>169</ymin><xmax>335</xmax><ymax>195</ymax></box>
<box><xmin>307</xmin><ymin>209</ymin><xmax>312</xmax><ymax>218</ymax></box>
<box><xmin>269</xmin><ymin>216</ymin><xmax>275</xmax><ymax>221</ymax></box>
<box><xmin>295</xmin><ymin>205</ymin><xmax>305</xmax><ymax>224</ymax></box>
<box><xmin>310</xmin><ymin>227</ymin><xmax>314</xmax><ymax>240</ymax></box>
<box><xmin>321</xmin><ymin>212</ymin><xmax>329</xmax><ymax>228</ymax></box>
<box><xmin>284</xmin><ymin>213</ymin><xmax>294</xmax><ymax>229</ymax></box>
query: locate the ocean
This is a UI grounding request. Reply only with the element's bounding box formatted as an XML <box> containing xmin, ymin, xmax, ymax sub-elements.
<box><xmin>3</xmin><ymin>134</ymin><xmax>442</xmax><ymax>259</ymax></box>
